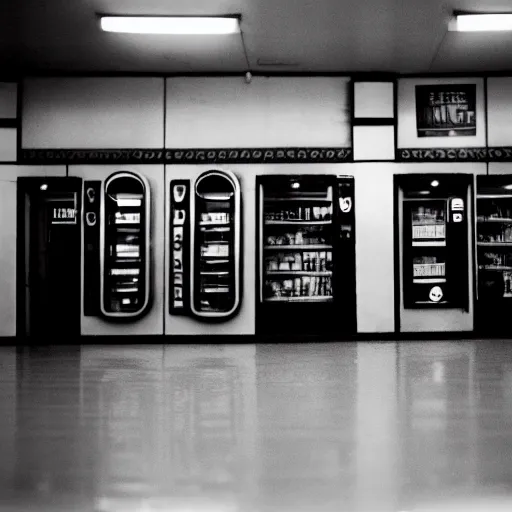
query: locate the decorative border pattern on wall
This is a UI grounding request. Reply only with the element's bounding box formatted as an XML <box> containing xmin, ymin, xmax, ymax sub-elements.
<box><xmin>397</xmin><ymin>147</ymin><xmax>488</xmax><ymax>162</ymax></box>
<box><xmin>20</xmin><ymin>147</ymin><xmax>353</xmax><ymax>165</ymax></box>
<box><xmin>488</xmin><ymin>147</ymin><xmax>512</xmax><ymax>161</ymax></box>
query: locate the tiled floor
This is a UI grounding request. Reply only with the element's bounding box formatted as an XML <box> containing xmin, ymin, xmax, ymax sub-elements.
<box><xmin>1</xmin><ymin>341</ymin><xmax>512</xmax><ymax>511</ymax></box>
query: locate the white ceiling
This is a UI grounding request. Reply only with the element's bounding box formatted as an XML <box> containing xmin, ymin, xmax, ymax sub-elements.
<box><xmin>3</xmin><ymin>0</ymin><xmax>512</xmax><ymax>74</ymax></box>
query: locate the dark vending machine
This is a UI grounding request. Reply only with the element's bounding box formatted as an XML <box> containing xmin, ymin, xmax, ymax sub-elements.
<box><xmin>256</xmin><ymin>175</ymin><xmax>356</xmax><ymax>336</ymax></box>
<box><xmin>475</xmin><ymin>175</ymin><xmax>512</xmax><ymax>333</ymax></box>
<box><xmin>100</xmin><ymin>172</ymin><xmax>151</xmax><ymax>318</ymax></box>
<box><xmin>399</xmin><ymin>174</ymin><xmax>471</xmax><ymax>309</ymax></box>
<box><xmin>170</xmin><ymin>169</ymin><xmax>242</xmax><ymax>320</ymax></box>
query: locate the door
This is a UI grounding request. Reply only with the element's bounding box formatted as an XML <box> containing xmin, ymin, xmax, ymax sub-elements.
<box><xmin>17</xmin><ymin>178</ymin><xmax>82</xmax><ymax>338</ymax></box>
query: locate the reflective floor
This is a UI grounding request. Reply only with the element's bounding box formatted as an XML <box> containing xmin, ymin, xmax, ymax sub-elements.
<box><xmin>1</xmin><ymin>341</ymin><xmax>512</xmax><ymax>511</ymax></box>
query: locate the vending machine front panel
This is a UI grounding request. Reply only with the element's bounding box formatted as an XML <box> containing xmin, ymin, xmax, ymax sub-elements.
<box><xmin>170</xmin><ymin>180</ymin><xmax>191</xmax><ymax>315</ymax></box>
<box><xmin>191</xmin><ymin>169</ymin><xmax>241</xmax><ymax>319</ymax></box>
<box><xmin>400</xmin><ymin>175</ymin><xmax>470</xmax><ymax>310</ymax></box>
<box><xmin>83</xmin><ymin>181</ymin><xmax>102</xmax><ymax>316</ymax></box>
<box><xmin>100</xmin><ymin>171</ymin><xmax>151</xmax><ymax>318</ymax></box>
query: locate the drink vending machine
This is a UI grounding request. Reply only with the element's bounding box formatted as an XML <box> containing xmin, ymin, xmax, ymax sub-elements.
<box><xmin>83</xmin><ymin>171</ymin><xmax>152</xmax><ymax>319</ymax></box>
<box><xmin>256</xmin><ymin>175</ymin><xmax>356</xmax><ymax>336</ymax></box>
<box><xmin>398</xmin><ymin>174</ymin><xmax>471</xmax><ymax>310</ymax></box>
<box><xmin>170</xmin><ymin>169</ymin><xmax>242</xmax><ymax>320</ymax></box>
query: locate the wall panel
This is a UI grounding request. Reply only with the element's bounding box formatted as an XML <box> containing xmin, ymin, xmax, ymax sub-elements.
<box><xmin>22</xmin><ymin>78</ymin><xmax>164</xmax><ymax>149</ymax></box>
<box><xmin>488</xmin><ymin>77</ymin><xmax>512</xmax><ymax>148</ymax></box>
<box><xmin>165</xmin><ymin>77</ymin><xmax>351</xmax><ymax>148</ymax></box>
<box><xmin>0</xmin><ymin>82</ymin><xmax>17</xmax><ymax>119</ymax></box>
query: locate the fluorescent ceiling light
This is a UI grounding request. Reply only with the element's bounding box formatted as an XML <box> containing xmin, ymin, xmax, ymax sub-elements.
<box><xmin>100</xmin><ymin>16</ymin><xmax>240</xmax><ymax>35</ymax></box>
<box><xmin>453</xmin><ymin>13</ymin><xmax>512</xmax><ymax>31</ymax></box>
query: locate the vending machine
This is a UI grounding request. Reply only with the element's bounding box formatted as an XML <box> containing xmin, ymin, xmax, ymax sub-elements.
<box><xmin>256</xmin><ymin>175</ymin><xmax>356</xmax><ymax>336</ymax></box>
<box><xmin>475</xmin><ymin>175</ymin><xmax>512</xmax><ymax>333</ymax></box>
<box><xmin>169</xmin><ymin>169</ymin><xmax>242</xmax><ymax>321</ymax></box>
<box><xmin>396</xmin><ymin>174</ymin><xmax>472</xmax><ymax>327</ymax></box>
<box><xmin>82</xmin><ymin>170</ymin><xmax>152</xmax><ymax>320</ymax></box>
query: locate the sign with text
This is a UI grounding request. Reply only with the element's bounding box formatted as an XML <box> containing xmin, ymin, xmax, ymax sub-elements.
<box><xmin>170</xmin><ymin>180</ymin><xmax>190</xmax><ymax>314</ymax></box>
<box><xmin>51</xmin><ymin>195</ymin><xmax>77</xmax><ymax>225</ymax></box>
<box><xmin>415</xmin><ymin>84</ymin><xmax>477</xmax><ymax>138</ymax></box>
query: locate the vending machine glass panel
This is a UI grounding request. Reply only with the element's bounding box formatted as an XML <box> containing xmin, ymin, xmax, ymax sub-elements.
<box><xmin>261</xmin><ymin>179</ymin><xmax>334</xmax><ymax>303</ymax></box>
<box><xmin>101</xmin><ymin>172</ymin><xmax>151</xmax><ymax>318</ymax></box>
<box><xmin>400</xmin><ymin>175</ymin><xmax>470</xmax><ymax>310</ymax></box>
<box><xmin>192</xmin><ymin>170</ymin><xmax>241</xmax><ymax>318</ymax></box>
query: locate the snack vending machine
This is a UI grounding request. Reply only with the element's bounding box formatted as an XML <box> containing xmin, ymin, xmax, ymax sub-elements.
<box><xmin>170</xmin><ymin>169</ymin><xmax>242</xmax><ymax>321</ymax></box>
<box><xmin>475</xmin><ymin>175</ymin><xmax>512</xmax><ymax>333</ymax></box>
<box><xmin>398</xmin><ymin>174</ymin><xmax>471</xmax><ymax>310</ymax></box>
<box><xmin>93</xmin><ymin>171</ymin><xmax>151</xmax><ymax>318</ymax></box>
<box><xmin>256</xmin><ymin>175</ymin><xmax>356</xmax><ymax>336</ymax></box>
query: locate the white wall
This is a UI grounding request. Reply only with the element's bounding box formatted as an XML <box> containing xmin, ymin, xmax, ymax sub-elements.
<box><xmin>353</xmin><ymin>163</ymin><xmax>396</xmax><ymax>333</ymax></box>
<box><xmin>165</xmin><ymin>77</ymin><xmax>351</xmax><ymax>148</ymax></box>
<box><xmin>0</xmin><ymin>165</ymin><xmax>67</xmax><ymax>337</ymax></box>
<box><xmin>488</xmin><ymin>77</ymin><xmax>512</xmax><ymax>147</ymax></box>
<box><xmin>22</xmin><ymin>78</ymin><xmax>165</xmax><ymax>149</ymax></box>
<box><xmin>69</xmin><ymin>165</ymin><xmax>165</xmax><ymax>336</ymax></box>
<box><xmin>489</xmin><ymin>163</ymin><xmax>512</xmax><ymax>175</ymax></box>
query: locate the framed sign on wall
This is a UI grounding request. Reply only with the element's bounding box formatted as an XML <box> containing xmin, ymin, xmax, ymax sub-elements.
<box><xmin>398</xmin><ymin>77</ymin><xmax>486</xmax><ymax>157</ymax></box>
<box><xmin>415</xmin><ymin>84</ymin><xmax>477</xmax><ymax>138</ymax></box>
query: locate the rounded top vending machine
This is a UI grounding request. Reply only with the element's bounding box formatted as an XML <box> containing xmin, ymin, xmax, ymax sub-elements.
<box><xmin>100</xmin><ymin>171</ymin><xmax>152</xmax><ymax>319</ymax></box>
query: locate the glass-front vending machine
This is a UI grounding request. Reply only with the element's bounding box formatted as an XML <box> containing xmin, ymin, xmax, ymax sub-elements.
<box><xmin>170</xmin><ymin>169</ymin><xmax>242</xmax><ymax>321</ymax></box>
<box><xmin>256</xmin><ymin>175</ymin><xmax>356</xmax><ymax>336</ymax></box>
<box><xmin>475</xmin><ymin>175</ymin><xmax>512</xmax><ymax>333</ymax></box>
<box><xmin>100</xmin><ymin>172</ymin><xmax>151</xmax><ymax>318</ymax></box>
<box><xmin>398</xmin><ymin>174</ymin><xmax>471</xmax><ymax>312</ymax></box>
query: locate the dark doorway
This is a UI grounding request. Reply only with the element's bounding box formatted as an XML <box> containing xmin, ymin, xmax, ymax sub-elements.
<box><xmin>17</xmin><ymin>177</ymin><xmax>82</xmax><ymax>338</ymax></box>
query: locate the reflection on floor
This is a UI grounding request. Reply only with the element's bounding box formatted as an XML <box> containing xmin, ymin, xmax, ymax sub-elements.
<box><xmin>0</xmin><ymin>341</ymin><xmax>512</xmax><ymax>511</ymax></box>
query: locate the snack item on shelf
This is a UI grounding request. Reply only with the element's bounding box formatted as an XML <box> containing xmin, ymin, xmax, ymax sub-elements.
<box><xmin>294</xmin><ymin>278</ymin><xmax>301</xmax><ymax>297</ymax></box>
<box><xmin>302</xmin><ymin>276</ymin><xmax>311</xmax><ymax>296</ymax></box>
<box><xmin>201</xmin><ymin>244</ymin><xmax>229</xmax><ymax>257</ymax></box>
<box><xmin>293</xmin><ymin>253</ymin><xmax>302</xmax><ymax>271</ymax></box>
<box><xmin>283</xmin><ymin>279</ymin><xmax>293</xmax><ymax>296</ymax></box>
<box><xmin>295</xmin><ymin>230</ymin><xmax>303</xmax><ymax>245</ymax></box>
<box><xmin>326</xmin><ymin>251</ymin><xmax>333</xmax><ymax>270</ymax></box>
<box><xmin>320</xmin><ymin>251</ymin><xmax>326</xmax><ymax>271</ymax></box>
<box><xmin>286</xmin><ymin>233</ymin><xmax>295</xmax><ymax>245</ymax></box>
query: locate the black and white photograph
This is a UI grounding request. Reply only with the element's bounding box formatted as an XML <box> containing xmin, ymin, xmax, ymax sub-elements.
<box><xmin>415</xmin><ymin>84</ymin><xmax>477</xmax><ymax>137</ymax></box>
<box><xmin>4</xmin><ymin>2</ymin><xmax>512</xmax><ymax>512</ymax></box>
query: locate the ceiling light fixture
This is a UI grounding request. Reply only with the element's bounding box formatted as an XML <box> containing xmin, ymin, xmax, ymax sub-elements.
<box><xmin>452</xmin><ymin>13</ymin><xmax>512</xmax><ymax>32</ymax></box>
<box><xmin>99</xmin><ymin>16</ymin><xmax>241</xmax><ymax>35</ymax></box>
<box><xmin>503</xmin><ymin>184</ymin><xmax>512</xmax><ymax>190</ymax></box>
<box><xmin>431</xmin><ymin>180</ymin><xmax>440</xmax><ymax>187</ymax></box>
